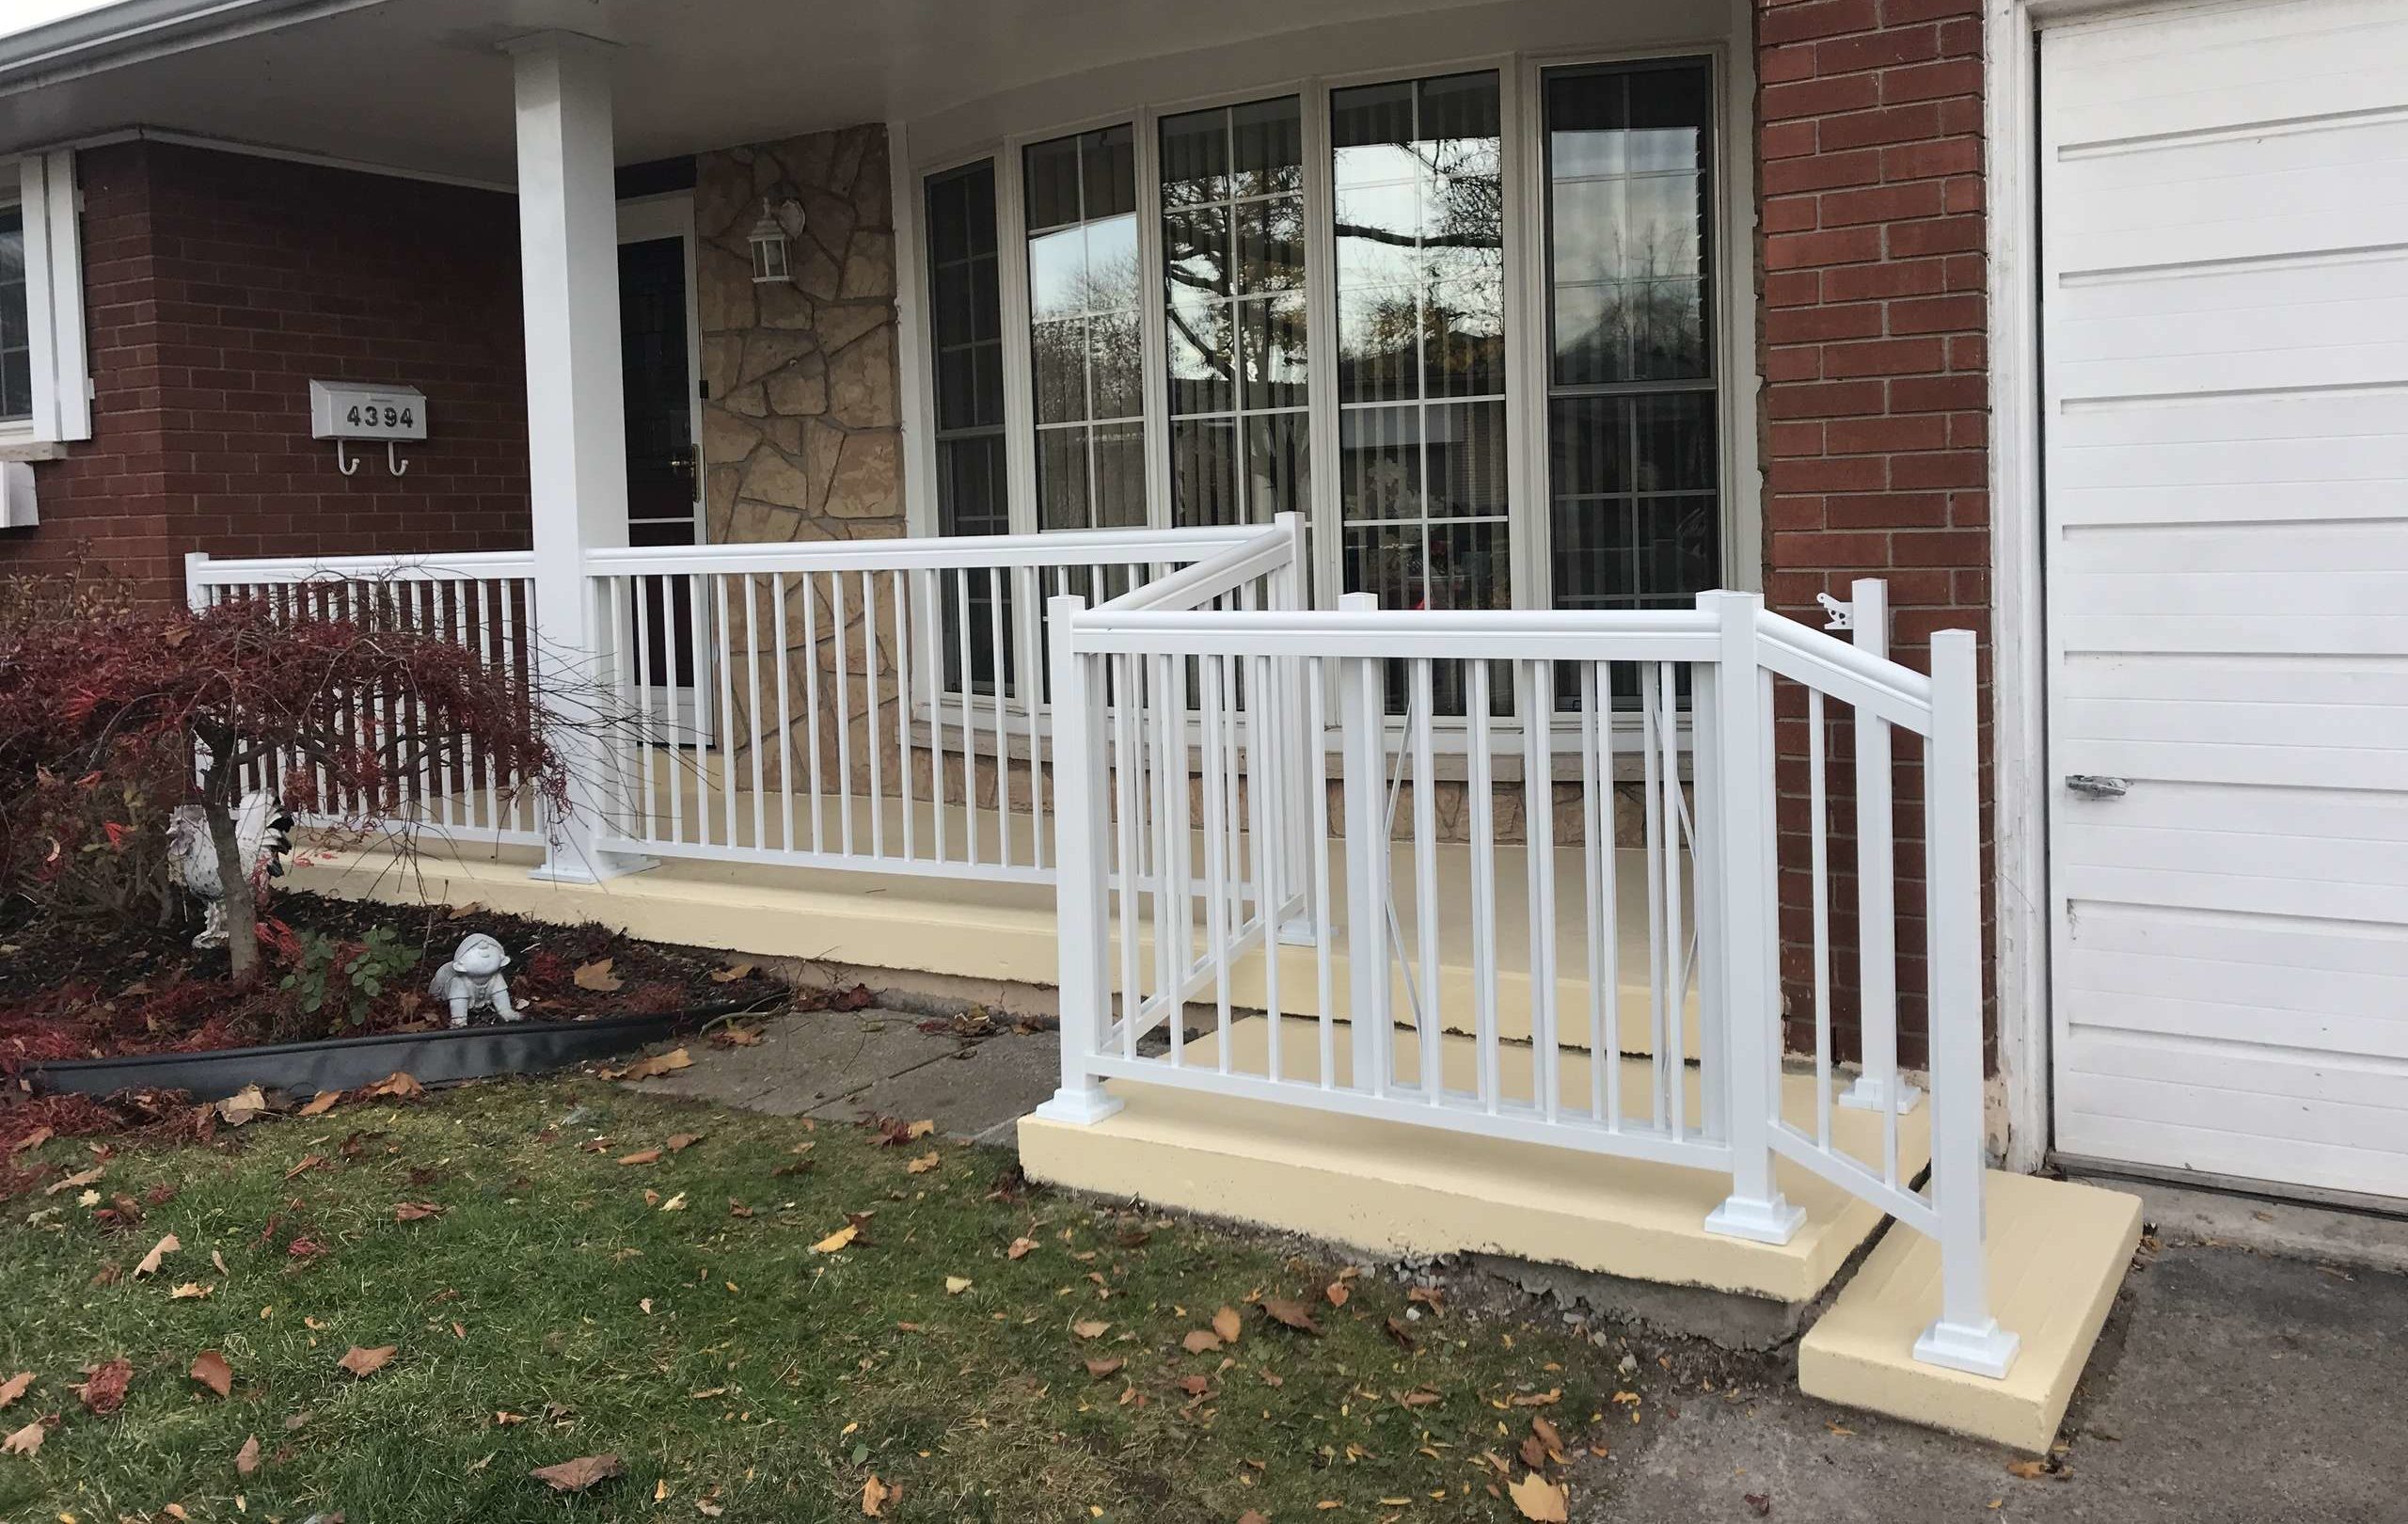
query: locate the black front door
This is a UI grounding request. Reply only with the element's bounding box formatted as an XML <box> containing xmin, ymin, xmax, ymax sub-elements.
<box><xmin>618</xmin><ymin>235</ymin><xmax>700</xmax><ymax>706</ymax></box>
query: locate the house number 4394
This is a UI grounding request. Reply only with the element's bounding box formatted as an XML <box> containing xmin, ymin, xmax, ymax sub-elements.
<box><xmin>346</xmin><ymin>403</ymin><xmax>414</xmax><ymax>430</ymax></box>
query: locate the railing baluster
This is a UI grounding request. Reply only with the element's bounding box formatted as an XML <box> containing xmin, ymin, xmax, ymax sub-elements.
<box><xmin>745</xmin><ymin>573</ymin><xmax>767</xmax><ymax>852</ymax></box>
<box><xmin>1467</xmin><ymin>658</ymin><xmax>1498</xmax><ymax>1116</ymax></box>
<box><xmin>1250</xmin><ymin>646</ymin><xmax>1283</xmax><ymax>1080</ymax></box>
<box><xmin>1810</xmin><ymin>687</ymin><xmax>1833</xmax><ymax>1152</ymax></box>
<box><xmin>800</xmin><ymin>571</ymin><xmax>824</xmax><ymax>853</ymax></box>
<box><xmin>1641</xmin><ymin>666</ymin><xmax>1668</xmax><ymax>1132</ymax></box>
<box><xmin>1411</xmin><ymin>657</ymin><xmax>1439</xmax><ymax>1106</ymax></box>
<box><xmin>773</xmin><ymin>572</ymin><xmax>794</xmax><ymax>854</ymax></box>
<box><xmin>716</xmin><ymin>574</ymin><xmax>738</xmax><ymax>849</ymax></box>
<box><xmin>955</xmin><ymin>566</ymin><xmax>976</xmax><ymax>868</ymax></box>
<box><xmin>1201</xmin><ymin>652</ymin><xmax>1233</xmax><ymax>1072</ymax></box>
<box><xmin>864</xmin><ymin>569</ymin><xmax>884</xmax><ymax>860</ymax></box>
<box><xmin>662</xmin><ymin>571</ymin><xmax>686</xmax><ymax>847</ymax></box>
<box><xmin>1114</xmin><ymin>650</ymin><xmax>1144</xmax><ymax>1064</ymax></box>
<box><xmin>895</xmin><ymin>569</ymin><xmax>913</xmax><ymax>863</ymax></box>
<box><xmin>832</xmin><ymin>570</ymin><xmax>853</xmax><ymax>858</ymax></box>
<box><xmin>1525</xmin><ymin>659</ymin><xmax>1560</xmax><ymax>1125</ymax></box>
<box><xmin>1661</xmin><ymin>660</ymin><xmax>1687</xmax><ymax>1144</ymax></box>
<box><xmin>1309</xmin><ymin>662</ymin><xmax>1333</xmax><ymax>1089</ymax></box>
<box><xmin>989</xmin><ymin>565</ymin><xmax>1009</xmax><ymax>868</ymax></box>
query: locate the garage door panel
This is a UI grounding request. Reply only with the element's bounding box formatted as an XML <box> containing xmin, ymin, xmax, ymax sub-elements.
<box><xmin>2060</xmin><ymin>1067</ymin><xmax>2408</xmax><ymax>1154</ymax></box>
<box><xmin>2060</xmin><ymin>937</ymin><xmax>2408</xmax><ymax>1024</ymax></box>
<box><xmin>2064</xmin><ymin>900</ymin><xmax>2408</xmax><ymax>978</ymax></box>
<box><xmin>2052</xmin><ymin>613</ymin><xmax>2408</xmax><ymax>659</ymax></box>
<box><xmin>2056</xmin><ymin>568</ymin><xmax>2408</xmax><ymax>617</ymax></box>
<box><xmin>2036</xmin><ymin>774</ymin><xmax>2408</xmax><ymax>843</ymax></box>
<box><xmin>2048</xmin><ymin>521</ymin><xmax>2408</xmax><ymax>575</ymax></box>
<box><xmin>2047</xmin><ymin>2</ymin><xmax>2408</xmax><ymax>144</ymax></box>
<box><xmin>2054</xmin><ymin>1108</ymin><xmax>2408</xmax><ymax>1199</ymax></box>
<box><xmin>2060</xmin><ymin>820</ymin><xmax>2408</xmax><ymax>889</ymax></box>
<box><xmin>2050</xmin><ymin>135</ymin><xmax>2408</xmax><ymax>276</ymax></box>
<box><xmin>2052</xmin><ymin>383</ymin><xmax>2408</xmax><ymax>447</ymax></box>
<box><xmin>2052</xmin><ymin>478</ymin><xmax>2407</xmax><ymax>527</ymax></box>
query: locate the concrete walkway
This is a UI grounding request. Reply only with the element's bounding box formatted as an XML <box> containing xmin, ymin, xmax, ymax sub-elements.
<box><xmin>646</xmin><ymin>1008</ymin><xmax>2408</xmax><ymax>1523</ymax></box>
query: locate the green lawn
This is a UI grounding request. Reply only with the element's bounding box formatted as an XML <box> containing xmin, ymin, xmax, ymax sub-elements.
<box><xmin>0</xmin><ymin>1077</ymin><xmax>1613</xmax><ymax>1522</ymax></box>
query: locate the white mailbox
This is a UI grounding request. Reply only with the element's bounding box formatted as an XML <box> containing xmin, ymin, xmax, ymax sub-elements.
<box><xmin>309</xmin><ymin>380</ymin><xmax>425</xmax><ymax>476</ymax></box>
<box><xmin>309</xmin><ymin>380</ymin><xmax>426</xmax><ymax>440</ymax></box>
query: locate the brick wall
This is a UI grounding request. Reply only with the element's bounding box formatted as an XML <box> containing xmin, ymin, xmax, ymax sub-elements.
<box><xmin>1753</xmin><ymin>0</ymin><xmax>1991</xmax><ymax>1066</ymax></box>
<box><xmin>0</xmin><ymin>141</ymin><xmax>531</xmax><ymax>603</ymax></box>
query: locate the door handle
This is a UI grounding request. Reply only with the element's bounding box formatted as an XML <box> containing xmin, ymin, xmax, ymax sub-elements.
<box><xmin>2065</xmin><ymin>774</ymin><xmax>2129</xmax><ymax>799</ymax></box>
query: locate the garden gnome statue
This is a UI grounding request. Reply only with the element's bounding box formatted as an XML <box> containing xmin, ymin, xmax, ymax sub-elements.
<box><xmin>165</xmin><ymin>789</ymin><xmax>295</xmax><ymax>950</ymax></box>
<box><xmin>430</xmin><ymin>933</ymin><xmax>518</xmax><ymax>1028</ymax></box>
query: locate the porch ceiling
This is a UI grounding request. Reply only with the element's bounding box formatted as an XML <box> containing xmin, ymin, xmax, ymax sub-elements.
<box><xmin>0</xmin><ymin>0</ymin><xmax>1495</xmax><ymax>181</ymax></box>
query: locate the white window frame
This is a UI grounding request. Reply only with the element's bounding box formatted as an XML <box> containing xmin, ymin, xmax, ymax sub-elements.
<box><xmin>0</xmin><ymin>149</ymin><xmax>92</xmax><ymax>448</ymax></box>
<box><xmin>900</xmin><ymin>40</ymin><xmax>1753</xmax><ymax>611</ymax></box>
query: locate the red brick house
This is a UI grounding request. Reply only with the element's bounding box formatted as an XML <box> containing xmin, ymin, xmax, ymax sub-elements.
<box><xmin>0</xmin><ymin>0</ymin><xmax>2398</xmax><ymax>1445</ymax></box>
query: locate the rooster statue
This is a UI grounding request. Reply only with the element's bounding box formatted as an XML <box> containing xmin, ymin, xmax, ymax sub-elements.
<box><xmin>166</xmin><ymin>790</ymin><xmax>295</xmax><ymax>950</ymax></box>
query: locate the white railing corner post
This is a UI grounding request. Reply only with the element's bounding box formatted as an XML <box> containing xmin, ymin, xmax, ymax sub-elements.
<box><xmin>1338</xmin><ymin>591</ymin><xmax>1387</xmax><ymax>1091</ymax></box>
<box><xmin>1702</xmin><ymin>590</ymin><xmax>1805</xmax><ymax>1246</ymax></box>
<box><xmin>1838</xmin><ymin>577</ymin><xmax>1921</xmax><ymax>1115</ymax></box>
<box><xmin>183</xmin><ymin>551</ymin><xmax>212</xmax><ymax>613</ymax></box>
<box><xmin>1034</xmin><ymin>593</ymin><xmax>1124</xmax><ymax>1126</ymax></box>
<box><xmin>1271</xmin><ymin>513</ymin><xmax>1317</xmax><ymax>945</ymax></box>
<box><xmin>1913</xmin><ymin>629</ymin><xmax>2019</xmax><ymax>1378</ymax></box>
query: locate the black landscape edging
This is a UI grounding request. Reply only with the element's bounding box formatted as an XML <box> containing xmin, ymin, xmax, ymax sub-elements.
<box><xmin>25</xmin><ymin>1006</ymin><xmax>741</xmax><ymax>1103</ymax></box>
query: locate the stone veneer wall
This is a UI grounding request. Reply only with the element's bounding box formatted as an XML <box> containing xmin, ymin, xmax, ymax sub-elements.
<box><xmin>694</xmin><ymin>124</ymin><xmax>901</xmax><ymax>546</ymax></box>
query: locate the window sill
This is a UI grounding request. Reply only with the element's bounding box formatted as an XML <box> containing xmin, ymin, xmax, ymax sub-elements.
<box><xmin>0</xmin><ymin>435</ymin><xmax>68</xmax><ymax>463</ymax></box>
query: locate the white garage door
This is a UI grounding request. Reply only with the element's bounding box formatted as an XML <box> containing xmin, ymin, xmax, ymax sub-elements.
<box><xmin>2043</xmin><ymin>0</ymin><xmax>2408</xmax><ymax>1200</ymax></box>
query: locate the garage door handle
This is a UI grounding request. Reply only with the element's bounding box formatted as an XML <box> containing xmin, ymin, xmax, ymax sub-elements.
<box><xmin>2066</xmin><ymin>774</ymin><xmax>2129</xmax><ymax>799</ymax></box>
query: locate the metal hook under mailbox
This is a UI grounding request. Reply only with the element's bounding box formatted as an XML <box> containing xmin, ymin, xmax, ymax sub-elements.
<box><xmin>333</xmin><ymin>439</ymin><xmax>360</xmax><ymax>476</ymax></box>
<box><xmin>387</xmin><ymin>441</ymin><xmax>410</xmax><ymax>477</ymax></box>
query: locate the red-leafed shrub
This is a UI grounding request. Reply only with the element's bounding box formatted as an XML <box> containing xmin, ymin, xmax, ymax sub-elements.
<box><xmin>0</xmin><ymin>580</ymin><xmax>572</xmax><ymax>985</ymax></box>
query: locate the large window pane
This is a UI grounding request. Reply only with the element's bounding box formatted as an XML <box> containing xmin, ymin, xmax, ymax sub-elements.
<box><xmin>1160</xmin><ymin>97</ymin><xmax>1308</xmax><ymax>529</ymax></box>
<box><xmin>1544</xmin><ymin>58</ymin><xmax>1719</xmax><ymax>632</ymax></box>
<box><xmin>1332</xmin><ymin>69</ymin><xmax>1509</xmax><ymax>659</ymax></box>
<box><xmin>925</xmin><ymin>162</ymin><xmax>1007</xmax><ymax>689</ymax></box>
<box><xmin>0</xmin><ymin>207</ymin><xmax>28</xmax><ymax>422</ymax></box>
<box><xmin>1026</xmin><ymin>125</ymin><xmax>1145</xmax><ymax>532</ymax></box>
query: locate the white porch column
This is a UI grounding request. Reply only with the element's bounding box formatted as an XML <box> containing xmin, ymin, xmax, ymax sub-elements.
<box><xmin>509</xmin><ymin>31</ymin><xmax>649</xmax><ymax>882</ymax></box>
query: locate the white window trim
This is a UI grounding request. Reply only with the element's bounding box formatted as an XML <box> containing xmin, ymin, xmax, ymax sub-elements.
<box><xmin>0</xmin><ymin>150</ymin><xmax>92</xmax><ymax>448</ymax></box>
<box><xmin>900</xmin><ymin>38</ymin><xmax>1755</xmax><ymax>613</ymax></box>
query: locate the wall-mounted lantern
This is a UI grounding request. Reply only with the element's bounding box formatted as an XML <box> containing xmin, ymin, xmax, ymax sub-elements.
<box><xmin>750</xmin><ymin>198</ymin><xmax>803</xmax><ymax>284</ymax></box>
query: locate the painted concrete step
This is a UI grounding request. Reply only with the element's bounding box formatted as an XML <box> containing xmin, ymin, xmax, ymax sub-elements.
<box><xmin>1799</xmin><ymin>1170</ymin><xmax>2143</xmax><ymax>1453</ymax></box>
<box><xmin>1021</xmin><ymin>1016</ymin><xmax>1931</xmax><ymax>1306</ymax></box>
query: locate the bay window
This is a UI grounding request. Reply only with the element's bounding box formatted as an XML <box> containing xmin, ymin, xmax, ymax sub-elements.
<box><xmin>909</xmin><ymin>52</ymin><xmax>1731</xmax><ymax>707</ymax></box>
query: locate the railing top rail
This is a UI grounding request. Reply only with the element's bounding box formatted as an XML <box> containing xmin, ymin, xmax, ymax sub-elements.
<box><xmin>1091</xmin><ymin>521</ymin><xmax>1295</xmax><ymax>614</ymax></box>
<box><xmin>580</xmin><ymin>524</ymin><xmax>1267</xmax><ymax>579</ymax></box>
<box><xmin>186</xmin><ymin>549</ymin><xmax>536</xmax><ymax>583</ymax></box>
<box><xmin>1752</xmin><ymin>608</ymin><xmax>1938</xmax><ymax>734</ymax></box>
<box><xmin>1069</xmin><ymin>605</ymin><xmax>1723</xmax><ymax>662</ymax></box>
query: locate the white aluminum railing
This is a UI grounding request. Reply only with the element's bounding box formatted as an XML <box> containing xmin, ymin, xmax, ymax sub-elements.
<box><xmin>1041</xmin><ymin>572</ymin><xmax>2017</xmax><ymax>1382</ymax></box>
<box><xmin>579</xmin><ymin>520</ymin><xmax>1303</xmax><ymax>884</ymax></box>
<box><xmin>184</xmin><ymin>549</ymin><xmax>546</xmax><ymax>846</ymax></box>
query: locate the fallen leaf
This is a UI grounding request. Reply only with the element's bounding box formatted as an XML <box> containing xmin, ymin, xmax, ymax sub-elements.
<box><xmin>191</xmin><ymin>1351</ymin><xmax>233</xmax><ymax>1398</ymax></box>
<box><xmin>0</xmin><ymin>1373</ymin><xmax>29</xmax><ymax>1410</ymax></box>
<box><xmin>1399</xmin><ymin>1389</ymin><xmax>1441</xmax><ymax>1408</ymax></box>
<box><xmin>812</xmin><ymin>1224</ymin><xmax>860</xmax><ymax>1254</ymax></box>
<box><xmin>906</xmin><ymin>1119</ymin><xmax>936</xmax><ymax>1139</ymax></box>
<box><xmin>394</xmin><ymin>1201</ymin><xmax>445</xmax><ymax>1222</ymax></box>
<box><xmin>171</xmin><ymin>1280</ymin><xmax>214</xmax><ymax>1302</ymax></box>
<box><xmin>709</xmin><ymin>962</ymin><xmax>755</xmax><ymax>983</ymax></box>
<box><xmin>615</xmin><ymin>1150</ymin><xmax>663</xmax><ymax>1167</ymax></box>
<box><xmin>622</xmin><ymin>1048</ymin><xmax>693</xmax><ymax>1082</ymax></box>
<box><xmin>44</xmin><ymin>1165</ymin><xmax>103</xmax><ymax>1198</ymax></box>
<box><xmin>531</xmin><ymin>1453</ymin><xmax>624</xmax><ymax>1492</ymax></box>
<box><xmin>216</xmin><ymin>1085</ymin><xmax>273</xmax><ymax>1126</ymax></box>
<box><xmin>905</xmin><ymin>1151</ymin><xmax>941</xmax><ymax>1175</ymax></box>
<box><xmin>1383</xmin><ymin>1316</ymin><xmax>1418</xmax><ymax>1351</ymax></box>
<box><xmin>1237</xmin><ymin>1514</ymin><xmax>1269</xmax><ymax>1524</ymax></box>
<box><xmin>861</xmin><ymin>1473</ymin><xmax>893</xmax><ymax>1516</ymax></box>
<box><xmin>1324</xmin><ymin>1280</ymin><xmax>1351</xmax><ymax>1308</ymax></box>
<box><xmin>659</xmin><ymin>1192</ymin><xmax>687</xmax><ymax>1213</ymax></box>
<box><xmin>362</xmin><ymin>1072</ymin><xmax>426</xmax><ymax>1101</ymax></box>
<box><xmin>130</xmin><ymin>1231</ymin><xmax>179</xmax><ymax>1278</ymax></box>
<box><xmin>572</xmin><ymin>959</ymin><xmax>625</xmax><ymax>992</ymax></box>
<box><xmin>1083</xmin><ymin>1357</ymin><xmax>1124</xmax><ymax>1380</ymax></box>
<box><xmin>666</xmin><ymin>1134</ymin><xmax>705</xmax><ymax>1153</ymax></box>
<box><xmin>2</xmin><ymin>1417</ymin><xmax>50</xmax><ymax>1455</ymax></box>
<box><xmin>298</xmin><ymin>1090</ymin><xmax>341</xmax><ymax>1118</ymax></box>
<box><xmin>1258</xmin><ymin>1298</ymin><xmax>1323</xmax><ymax>1336</ymax></box>
<box><xmin>75</xmin><ymin>1357</ymin><xmax>132</xmax><ymax>1416</ymax></box>
<box><xmin>1007</xmin><ymin>1237</ymin><xmax>1037</xmax><ymax>1261</ymax></box>
<box><xmin>716</xmin><ymin>1024</ymin><xmax>764</xmax><ymax>1046</ymax></box>
<box><xmin>236</xmin><ymin>1435</ymin><xmax>261</xmax><ymax>1476</ymax></box>
<box><xmin>1175</xmin><ymin>1374</ymin><xmax>1212</xmax><ymax>1397</ymax></box>
<box><xmin>337</xmin><ymin>1345</ymin><xmax>397</xmax><ymax>1378</ymax></box>
<box><xmin>1745</xmin><ymin>1493</ymin><xmax>1772</xmax><ymax>1517</ymax></box>
<box><xmin>1212</xmin><ymin>1306</ymin><xmax>1243</xmax><ymax>1344</ymax></box>
<box><xmin>1182</xmin><ymin>1329</ymin><xmax>1223</xmax><ymax>1355</ymax></box>
<box><xmin>1071</xmin><ymin>1320</ymin><xmax>1111</xmax><ymax>1341</ymax></box>
<box><xmin>8</xmin><ymin>1127</ymin><xmax>51</xmax><ymax>1154</ymax></box>
<box><xmin>1508</xmin><ymin>1472</ymin><xmax>1569</xmax><ymax>1522</ymax></box>
<box><xmin>944</xmin><ymin>1276</ymin><xmax>974</xmax><ymax>1295</ymax></box>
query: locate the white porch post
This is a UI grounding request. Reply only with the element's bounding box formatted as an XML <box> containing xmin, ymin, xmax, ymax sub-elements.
<box><xmin>510</xmin><ymin>31</ymin><xmax>649</xmax><ymax>883</ymax></box>
<box><xmin>1838</xmin><ymin>578</ymin><xmax>1922</xmax><ymax>1114</ymax></box>
<box><xmin>1701</xmin><ymin>591</ymin><xmax>1805</xmax><ymax>1245</ymax></box>
<box><xmin>1034</xmin><ymin>594</ymin><xmax>1123</xmax><ymax>1125</ymax></box>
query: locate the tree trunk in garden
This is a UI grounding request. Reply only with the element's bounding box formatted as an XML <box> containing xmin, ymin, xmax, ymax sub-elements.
<box><xmin>203</xmin><ymin>796</ymin><xmax>261</xmax><ymax>986</ymax></box>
